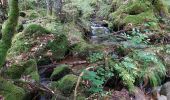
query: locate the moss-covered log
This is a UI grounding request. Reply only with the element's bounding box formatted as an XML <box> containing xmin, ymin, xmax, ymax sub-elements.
<box><xmin>0</xmin><ymin>0</ymin><xmax>19</xmax><ymax>68</ymax></box>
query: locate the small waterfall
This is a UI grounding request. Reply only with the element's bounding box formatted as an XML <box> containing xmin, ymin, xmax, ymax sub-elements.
<box><xmin>90</xmin><ymin>21</ymin><xmax>110</xmax><ymax>44</ymax></box>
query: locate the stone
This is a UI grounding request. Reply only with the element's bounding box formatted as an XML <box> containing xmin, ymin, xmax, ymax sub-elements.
<box><xmin>160</xmin><ymin>82</ymin><xmax>170</xmax><ymax>97</ymax></box>
<box><xmin>50</xmin><ymin>64</ymin><xmax>71</xmax><ymax>81</ymax></box>
<box><xmin>51</xmin><ymin>74</ymin><xmax>78</xmax><ymax>95</ymax></box>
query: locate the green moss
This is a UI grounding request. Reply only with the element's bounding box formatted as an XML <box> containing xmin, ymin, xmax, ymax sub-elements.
<box><xmin>0</xmin><ymin>0</ymin><xmax>19</xmax><ymax>68</ymax></box>
<box><xmin>7</xmin><ymin>24</ymin><xmax>50</xmax><ymax>58</ymax></box>
<box><xmin>3</xmin><ymin>59</ymin><xmax>39</xmax><ymax>82</ymax></box>
<box><xmin>153</xmin><ymin>0</ymin><xmax>169</xmax><ymax>16</ymax></box>
<box><xmin>23</xmin><ymin>24</ymin><xmax>50</xmax><ymax>37</ymax></box>
<box><xmin>50</xmin><ymin>64</ymin><xmax>71</xmax><ymax>80</ymax></box>
<box><xmin>47</xmin><ymin>34</ymin><xmax>69</xmax><ymax>60</ymax></box>
<box><xmin>0</xmin><ymin>77</ymin><xmax>26</xmax><ymax>100</ymax></box>
<box><xmin>52</xmin><ymin>74</ymin><xmax>78</xmax><ymax>95</ymax></box>
<box><xmin>109</xmin><ymin>0</ymin><xmax>169</xmax><ymax>30</ymax></box>
<box><xmin>124</xmin><ymin>10</ymin><xmax>158</xmax><ymax>29</ymax></box>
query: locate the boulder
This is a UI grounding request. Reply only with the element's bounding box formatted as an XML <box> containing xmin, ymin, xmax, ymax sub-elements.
<box><xmin>0</xmin><ymin>77</ymin><xmax>26</xmax><ymax>100</ymax></box>
<box><xmin>109</xmin><ymin>0</ymin><xmax>169</xmax><ymax>30</ymax></box>
<box><xmin>160</xmin><ymin>82</ymin><xmax>170</xmax><ymax>99</ymax></box>
<box><xmin>51</xmin><ymin>74</ymin><xmax>78</xmax><ymax>96</ymax></box>
<box><xmin>7</xmin><ymin>24</ymin><xmax>69</xmax><ymax>63</ymax></box>
<box><xmin>50</xmin><ymin>64</ymin><xmax>71</xmax><ymax>81</ymax></box>
<box><xmin>2</xmin><ymin>59</ymin><xmax>39</xmax><ymax>82</ymax></box>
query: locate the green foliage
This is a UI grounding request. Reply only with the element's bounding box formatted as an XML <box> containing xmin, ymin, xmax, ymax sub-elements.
<box><xmin>88</xmin><ymin>52</ymin><xmax>104</xmax><ymax>63</ymax></box>
<box><xmin>82</xmin><ymin>66</ymin><xmax>113</xmax><ymax>93</ymax></box>
<box><xmin>71</xmin><ymin>0</ymin><xmax>94</xmax><ymax>19</ymax></box>
<box><xmin>133</xmin><ymin>50</ymin><xmax>166</xmax><ymax>86</ymax></box>
<box><xmin>110</xmin><ymin>58</ymin><xmax>137</xmax><ymax>90</ymax></box>
<box><xmin>124</xmin><ymin>28</ymin><xmax>149</xmax><ymax>45</ymax></box>
<box><xmin>109</xmin><ymin>50</ymin><xmax>166</xmax><ymax>90</ymax></box>
<box><xmin>19</xmin><ymin>0</ymin><xmax>36</xmax><ymax>10</ymax></box>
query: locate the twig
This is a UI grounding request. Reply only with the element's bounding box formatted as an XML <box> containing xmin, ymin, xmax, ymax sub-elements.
<box><xmin>74</xmin><ymin>66</ymin><xmax>95</xmax><ymax>100</ymax></box>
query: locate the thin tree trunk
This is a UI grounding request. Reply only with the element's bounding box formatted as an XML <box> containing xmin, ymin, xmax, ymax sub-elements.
<box><xmin>53</xmin><ymin>0</ymin><xmax>62</xmax><ymax>16</ymax></box>
<box><xmin>0</xmin><ymin>0</ymin><xmax>19</xmax><ymax>68</ymax></box>
<box><xmin>46</xmin><ymin>0</ymin><xmax>52</xmax><ymax>15</ymax></box>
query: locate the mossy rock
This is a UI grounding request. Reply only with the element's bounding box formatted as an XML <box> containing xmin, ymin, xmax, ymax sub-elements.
<box><xmin>46</xmin><ymin>34</ymin><xmax>69</xmax><ymax>60</ymax></box>
<box><xmin>7</xmin><ymin>24</ymin><xmax>50</xmax><ymax>58</ymax></box>
<box><xmin>3</xmin><ymin>59</ymin><xmax>39</xmax><ymax>82</ymax></box>
<box><xmin>51</xmin><ymin>74</ymin><xmax>78</xmax><ymax>95</ymax></box>
<box><xmin>109</xmin><ymin>0</ymin><xmax>169</xmax><ymax>30</ymax></box>
<box><xmin>8</xmin><ymin>23</ymin><xmax>69</xmax><ymax>62</ymax></box>
<box><xmin>50</xmin><ymin>64</ymin><xmax>71</xmax><ymax>81</ymax></box>
<box><xmin>0</xmin><ymin>77</ymin><xmax>26</xmax><ymax>100</ymax></box>
<box><xmin>23</xmin><ymin>24</ymin><xmax>50</xmax><ymax>37</ymax></box>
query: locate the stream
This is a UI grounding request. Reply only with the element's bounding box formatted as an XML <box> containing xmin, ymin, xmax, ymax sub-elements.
<box><xmin>35</xmin><ymin>20</ymin><xmax>170</xmax><ymax>100</ymax></box>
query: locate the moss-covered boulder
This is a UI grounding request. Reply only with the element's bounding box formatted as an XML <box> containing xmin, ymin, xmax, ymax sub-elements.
<box><xmin>51</xmin><ymin>74</ymin><xmax>78</xmax><ymax>95</ymax></box>
<box><xmin>7</xmin><ymin>23</ymin><xmax>69</xmax><ymax>63</ymax></box>
<box><xmin>46</xmin><ymin>34</ymin><xmax>69</xmax><ymax>61</ymax></box>
<box><xmin>50</xmin><ymin>64</ymin><xmax>71</xmax><ymax>81</ymax></box>
<box><xmin>160</xmin><ymin>82</ymin><xmax>170</xmax><ymax>99</ymax></box>
<box><xmin>0</xmin><ymin>77</ymin><xmax>26</xmax><ymax>100</ymax></box>
<box><xmin>3</xmin><ymin>59</ymin><xmax>39</xmax><ymax>82</ymax></box>
<box><xmin>109</xmin><ymin>0</ymin><xmax>169</xmax><ymax>30</ymax></box>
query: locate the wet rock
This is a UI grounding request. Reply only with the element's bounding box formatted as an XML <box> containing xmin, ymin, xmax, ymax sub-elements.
<box><xmin>160</xmin><ymin>82</ymin><xmax>170</xmax><ymax>99</ymax></box>
<box><xmin>50</xmin><ymin>64</ymin><xmax>71</xmax><ymax>81</ymax></box>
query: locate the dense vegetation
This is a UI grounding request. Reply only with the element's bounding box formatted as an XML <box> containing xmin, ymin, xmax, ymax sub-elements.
<box><xmin>0</xmin><ymin>0</ymin><xmax>170</xmax><ymax>100</ymax></box>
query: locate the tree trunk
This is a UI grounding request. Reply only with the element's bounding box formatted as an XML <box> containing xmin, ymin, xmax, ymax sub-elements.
<box><xmin>0</xmin><ymin>0</ymin><xmax>19</xmax><ymax>68</ymax></box>
<box><xmin>46</xmin><ymin>0</ymin><xmax>53</xmax><ymax>15</ymax></box>
<box><xmin>53</xmin><ymin>0</ymin><xmax>62</xmax><ymax>16</ymax></box>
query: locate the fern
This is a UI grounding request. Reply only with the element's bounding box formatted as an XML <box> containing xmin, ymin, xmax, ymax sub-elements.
<box><xmin>109</xmin><ymin>50</ymin><xmax>166</xmax><ymax>90</ymax></box>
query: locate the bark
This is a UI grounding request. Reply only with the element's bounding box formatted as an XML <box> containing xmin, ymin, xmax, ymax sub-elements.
<box><xmin>53</xmin><ymin>0</ymin><xmax>62</xmax><ymax>16</ymax></box>
<box><xmin>46</xmin><ymin>0</ymin><xmax>53</xmax><ymax>15</ymax></box>
<box><xmin>0</xmin><ymin>0</ymin><xmax>19</xmax><ymax>68</ymax></box>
